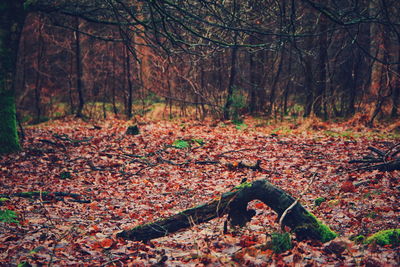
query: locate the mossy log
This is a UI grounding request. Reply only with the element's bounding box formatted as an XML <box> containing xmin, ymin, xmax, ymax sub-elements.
<box><xmin>117</xmin><ymin>179</ymin><xmax>336</xmax><ymax>242</ymax></box>
<box><xmin>365</xmin><ymin>229</ymin><xmax>400</xmax><ymax>246</ymax></box>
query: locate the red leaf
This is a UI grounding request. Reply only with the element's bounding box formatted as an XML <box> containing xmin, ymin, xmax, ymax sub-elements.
<box><xmin>255</xmin><ymin>202</ymin><xmax>264</xmax><ymax>209</ymax></box>
<box><xmin>100</xmin><ymin>238</ymin><xmax>114</xmax><ymax>249</ymax></box>
<box><xmin>340</xmin><ymin>181</ymin><xmax>356</xmax><ymax>193</ymax></box>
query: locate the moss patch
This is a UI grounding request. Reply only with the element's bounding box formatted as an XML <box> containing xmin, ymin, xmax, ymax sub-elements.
<box><xmin>233</xmin><ymin>181</ymin><xmax>252</xmax><ymax>190</ymax></box>
<box><xmin>270</xmin><ymin>232</ymin><xmax>292</xmax><ymax>253</ymax></box>
<box><xmin>0</xmin><ymin>92</ymin><xmax>21</xmax><ymax>154</ymax></box>
<box><xmin>311</xmin><ymin>213</ymin><xmax>337</xmax><ymax>242</ymax></box>
<box><xmin>314</xmin><ymin>197</ymin><xmax>326</xmax><ymax>206</ymax></box>
<box><xmin>365</xmin><ymin>229</ymin><xmax>400</xmax><ymax>247</ymax></box>
<box><xmin>295</xmin><ymin>212</ymin><xmax>337</xmax><ymax>243</ymax></box>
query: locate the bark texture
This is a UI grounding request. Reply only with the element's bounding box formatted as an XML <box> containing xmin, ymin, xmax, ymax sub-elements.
<box><xmin>0</xmin><ymin>0</ymin><xmax>25</xmax><ymax>154</ymax></box>
<box><xmin>117</xmin><ymin>179</ymin><xmax>337</xmax><ymax>243</ymax></box>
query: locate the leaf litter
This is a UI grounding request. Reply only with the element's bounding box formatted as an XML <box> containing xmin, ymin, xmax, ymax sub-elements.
<box><xmin>0</xmin><ymin>117</ymin><xmax>399</xmax><ymax>266</ymax></box>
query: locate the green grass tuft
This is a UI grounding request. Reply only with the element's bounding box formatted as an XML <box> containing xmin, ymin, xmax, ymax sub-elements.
<box><xmin>172</xmin><ymin>139</ymin><xmax>190</xmax><ymax>149</ymax></box>
<box><xmin>0</xmin><ymin>209</ymin><xmax>19</xmax><ymax>224</ymax></box>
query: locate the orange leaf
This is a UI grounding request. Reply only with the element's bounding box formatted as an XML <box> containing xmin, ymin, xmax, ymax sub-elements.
<box><xmin>91</xmin><ymin>241</ymin><xmax>103</xmax><ymax>250</ymax></box>
<box><xmin>100</xmin><ymin>238</ymin><xmax>113</xmax><ymax>249</ymax></box>
<box><xmin>255</xmin><ymin>203</ymin><xmax>264</xmax><ymax>209</ymax></box>
<box><xmin>89</xmin><ymin>202</ymin><xmax>100</xmax><ymax>210</ymax></box>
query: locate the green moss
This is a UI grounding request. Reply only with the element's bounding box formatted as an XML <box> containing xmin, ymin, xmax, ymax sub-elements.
<box><xmin>233</xmin><ymin>181</ymin><xmax>252</xmax><ymax>190</ymax></box>
<box><xmin>365</xmin><ymin>229</ymin><xmax>400</xmax><ymax>247</ymax></box>
<box><xmin>0</xmin><ymin>92</ymin><xmax>20</xmax><ymax>154</ymax></box>
<box><xmin>314</xmin><ymin>197</ymin><xmax>326</xmax><ymax>206</ymax></box>
<box><xmin>296</xmin><ymin>212</ymin><xmax>337</xmax><ymax>243</ymax></box>
<box><xmin>270</xmin><ymin>232</ymin><xmax>292</xmax><ymax>253</ymax></box>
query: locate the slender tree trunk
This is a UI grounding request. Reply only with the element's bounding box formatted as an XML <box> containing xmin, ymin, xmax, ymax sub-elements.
<box><xmin>303</xmin><ymin>57</ymin><xmax>314</xmax><ymax>117</ymax></box>
<box><xmin>34</xmin><ymin>16</ymin><xmax>45</xmax><ymax>123</ymax></box>
<box><xmin>391</xmin><ymin>43</ymin><xmax>400</xmax><ymax>118</ymax></box>
<box><xmin>347</xmin><ymin>50</ymin><xmax>361</xmax><ymax>116</ymax></box>
<box><xmin>314</xmin><ymin>15</ymin><xmax>328</xmax><ymax>118</ymax></box>
<box><xmin>282</xmin><ymin>47</ymin><xmax>293</xmax><ymax>116</ymax></box>
<box><xmin>368</xmin><ymin>0</ymin><xmax>385</xmax><ymax>124</ymax></box>
<box><xmin>125</xmin><ymin>46</ymin><xmax>133</xmax><ymax>119</ymax></box>
<box><xmin>199</xmin><ymin>63</ymin><xmax>207</xmax><ymax>119</ymax></box>
<box><xmin>248</xmin><ymin>53</ymin><xmax>256</xmax><ymax>114</ymax></box>
<box><xmin>74</xmin><ymin>17</ymin><xmax>85</xmax><ymax>118</ymax></box>
<box><xmin>267</xmin><ymin>49</ymin><xmax>284</xmax><ymax>116</ymax></box>
<box><xmin>0</xmin><ymin>1</ymin><xmax>25</xmax><ymax>154</ymax></box>
<box><xmin>223</xmin><ymin>45</ymin><xmax>238</xmax><ymax>120</ymax></box>
<box><xmin>111</xmin><ymin>43</ymin><xmax>118</xmax><ymax>115</ymax></box>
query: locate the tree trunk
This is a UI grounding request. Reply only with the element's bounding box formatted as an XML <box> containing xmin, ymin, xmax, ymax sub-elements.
<box><xmin>34</xmin><ymin>15</ymin><xmax>45</xmax><ymax>123</ymax></box>
<box><xmin>74</xmin><ymin>17</ymin><xmax>85</xmax><ymax>118</ymax></box>
<box><xmin>391</xmin><ymin>43</ymin><xmax>400</xmax><ymax>118</ymax></box>
<box><xmin>368</xmin><ymin>0</ymin><xmax>385</xmax><ymax>124</ymax></box>
<box><xmin>303</xmin><ymin>57</ymin><xmax>314</xmax><ymax>117</ymax></box>
<box><xmin>314</xmin><ymin>15</ymin><xmax>328</xmax><ymax>118</ymax></box>
<box><xmin>223</xmin><ymin>45</ymin><xmax>238</xmax><ymax>120</ymax></box>
<box><xmin>248</xmin><ymin>52</ymin><xmax>257</xmax><ymax>114</ymax></box>
<box><xmin>117</xmin><ymin>179</ymin><xmax>337</xmax><ymax>243</ymax></box>
<box><xmin>0</xmin><ymin>1</ymin><xmax>25</xmax><ymax>154</ymax></box>
<box><xmin>111</xmin><ymin>42</ymin><xmax>118</xmax><ymax>115</ymax></box>
<box><xmin>266</xmin><ymin>49</ymin><xmax>284</xmax><ymax>116</ymax></box>
<box><xmin>125</xmin><ymin>46</ymin><xmax>133</xmax><ymax>119</ymax></box>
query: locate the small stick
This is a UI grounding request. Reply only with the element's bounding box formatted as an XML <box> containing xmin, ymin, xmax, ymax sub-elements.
<box><xmin>384</xmin><ymin>142</ymin><xmax>400</xmax><ymax>160</ymax></box>
<box><xmin>279</xmin><ymin>172</ymin><xmax>317</xmax><ymax>230</ymax></box>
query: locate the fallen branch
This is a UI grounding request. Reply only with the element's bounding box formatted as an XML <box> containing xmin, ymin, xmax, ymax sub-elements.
<box><xmin>53</xmin><ymin>134</ymin><xmax>93</xmax><ymax>144</ymax></box>
<box><xmin>0</xmin><ymin>191</ymin><xmax>91</xmax><ymax>203</ymax></box>
<box><xmin>39</xmin><ymin>139</ymin><xmax>66</xmax><ymax>150</ymax></box>
<box><xmin>117</xmin><ymin>179</ymin><xmax>336</xmax><ymax>243</ymax></box>
<box><xmin>350</xmin><ymin>144</ymin><xmax>400</xmax><ymax>171</ymax></box>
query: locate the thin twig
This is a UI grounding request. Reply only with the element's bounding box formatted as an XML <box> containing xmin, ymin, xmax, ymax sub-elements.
<box><xmin>279</xmin><ymin>172</ymin><xmax>317</xmax><ymax>230</ymax></box>
<box><xmin>384</xmin><ymin>142</ymin><xmax>400</xmax><ymax>160</ymax></box>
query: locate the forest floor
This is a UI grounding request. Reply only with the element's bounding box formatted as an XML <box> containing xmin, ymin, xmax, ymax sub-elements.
<box><xmin>0</xmin><ymin>116</ymin><xmax>399</xmax><ymax>266</ymax></box>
